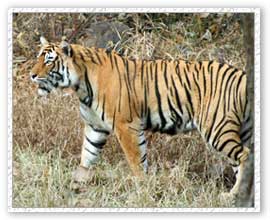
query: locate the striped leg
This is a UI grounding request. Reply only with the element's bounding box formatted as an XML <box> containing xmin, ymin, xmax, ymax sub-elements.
<box><xmin>73</xmin><ymin>124</ymin><xmax>109</xmax><ymax>182</ymax></box>
<box><xmin>210</xmin><ymin>120</ymin><xmax>250</xmax><ymax>196</ymax></box>
<box><xmin>138</xmin><ymin>131</ymin><xmax>148</xmax><ymax>173</ymax></box>
<box><xmin>229</xmin><ymin>146</ymin><xmax>250</xmax><ymax>195</ymax></box>
<box><xmin>80</xmin><ymin>124</ymin><xmax>109</xmax><ymax>167</ymax></box>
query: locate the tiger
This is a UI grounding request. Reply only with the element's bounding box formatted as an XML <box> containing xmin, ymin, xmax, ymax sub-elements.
<box><xmin>30</xmin><ymin>36</ymin><xmax>252</xmax><ymax>197</ymax></box>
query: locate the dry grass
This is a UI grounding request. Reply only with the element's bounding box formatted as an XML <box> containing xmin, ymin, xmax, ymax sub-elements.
<box><xmin>12</xmin><ymin>13</ymin><xmax>245</xmax><ymax>208</ymax></box>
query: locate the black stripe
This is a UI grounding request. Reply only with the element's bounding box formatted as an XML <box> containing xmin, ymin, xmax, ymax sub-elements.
<box><xmin>235</xmin><ymin>73</ymin><xmax>246</xmax><ymax>113</ymax></box>
<box><xmin>78</xmin><ymin>51</ymin><xmax>86</xmax><ymax>62</ymax></box>
<box><xmin>145</xmin><ymin>107</ymin><xmax>152</xmax><ymax>130</ymax></box>
<box><xmin>139</xmin><ymin>139</ymin><xmax>146</xmax><ymax>146</ymax></box>
<box><xmin>202</xmin><ymin>64</ymin><xmax>207</xmax><ymax>97</ymax></box>
<box><xmin>69</xmin><ymin>46</ymin><xmax>74</xmax><ymax>57</ymax></box>
<box><xmin>241</xmin><ymin>133</ymin><xmax>252</xmax><ymax>144</ymax></box>
<box><xmin>140</xmin><ymin>154</ymin><xmax>147</xmax><ymax>163</ymax></box>
<box><xmin>95</xmin><ymin>50</ymin><xmax>102</xmax><ymax>64</ymax></box>
<box><xmin>138</xmin><ymin>131</ymin><xmax>144</xmax><ymax>137</ymax></box>
<box><xmin>212</xmin><ymin>119</ymin><xmax>240</xmax><ymax>147</ymax></box>
<box><xmin>74</xmin><ymin>82</ymin><xmax>80</xmax><ymax>91</ymax></box>
<box><xmin>183</xmin><ymin>65</ymin><xmax>191</xmax><ymax>90</ymax></box>
<box><xmin>125</xmin><ymin>59</ymin><xmax>132</xmax><ymax>91</ymax></box>
<box><xmin>167</xmin><ymin>96</ymin><xmax>182</xmax><ymax>125</ymax></box>
<box><xmin>233</xmin><ymin>145</ymin><xmax>245</xmax><ymax>161</ymax></box>
<box><xmin>140</xmin><ymin>101</ymin><xmax>144</xmax><ymax>118</ymax></box>
<box><xmin>85</xmin><ymin>136</ymin><xmax>106</xmax><ymax>150</ymax></box>
<box><xmin>231</xmin><ymin>109</ymin><xmax>241</xmax><ymax>125</ymax></box>
<box><xmin>51</xmin><ymin>71</ymin><xmax>62</xmax><ymax>78</ymax></box>
<box><xmin>227</xmin><ymin>74</ymin><xmax>238</xmax><ymax>111</ymax></box>
<box><xmin>84</xmin><ymin>147</ymin><xmax>98</xmax><ymax>156</ymax></box>
<box><xmin>84</xmin><ymin>65</ymin><xmax>93</xmax><ymax>107</ymax></box>
<box><xmin>236</xmin><ymin>72</ymin><xmax>245</xmax><ymax>96</ymax></box>
<box><xmin>124</xmin><ymin>72</ymin><xmax>133</xmax><ymax>122</ymax></box>
<box><xmin>195</xmin><ymin>61</ymin><xmax>202</xmax><ymax>79</ymax></box>
<box><xmin>193</xmin><ymin>73</ymin><xmax>202</xmax><ymax>106</ymax></box>
<box><xmin>114</xmin><ymin>56</ymin><xmax>122</xmax><ymax>112</ymax></box>
<box><xmin>163</xmin><ymin>61</ymin><xmax>168</xmax><ymax>88</ymax></box>
<box><xmin>112</xmin><ymin>107</ymin><xmax>116</xmax><ymax>131</ymax></box>
<box><xmin>39</xmin><ymin>85</ymin><xmax>51</xmax><ymax>93</ymax></box>
<box><xmin>86</xmin><ymin>49</ymin><xmax>98</xmax><ymax>64</ymax></box>
<box><xmin>204</xmin><ymin>62</ymin><xmax>214</xmax><ymax>123</ymax></box>
<box><xmin>227</xmin><ymin>144</ymin><xmax>242</xmax><ymax>159</ymax></box>
<box><xmin>175</xmin><ymin>60</ymin><xmax>183</xmax><ymax>86</ymax></box>
<box><xmin>240</xmin><ymin>127</ymin><xmax>253</xmax><ymax>141</ymax></box>
<box><xmin>131</xmin><ymin>59</ymin><xmax>139</xmax><ymax>104</ymax></box>
<box><xmin>101</xmin><ymin>95</ymin><xmax>106</xmax><ymax>121</ymax></box>
<box><xmin>218</xmin><ymin>139</ymin><xmax>240</xmax><ymax>152</ymax></box>
<box><xmin>171</xmin><ymin>75</ymin><xmax>183</xmax><ymax>114</ymax></box>
<box><xmin>47</xmin><ymin>78</ymin><xmax>58</xmax><ymax>88</ymax></box>
<box><xmin>109</xmin><ymin>53</ymin><xmax>114</xmax><ymax>69</ymax></box>
<box><xmin>122</xmin><ymin>59</ymin><xmax>133</xmax><ymax>119</ymax></box>
<box><xmin>150</xmin><ymin>62</ymin><xmax>154</xmax><ymax>81</ymax></box>
<box><xmin>216</xmin><ymin>129</ymin><xmax>239</xmax><ymax>144</ymax></box>
<box><xmin>213</xmin><ymin>115</ymin><xmax>226</xmax><ymax>133</ymax></box>
<box><xmin>155</xmin><ymin>68</ymin><xmax>167</xmax><ymax>130</ymax></box>
<box><xmin>143</xmin><ymin>83</ymin><xmax>148</xmax><ymax>116</ymax></box>
<box><xmin>89</xmin><ymin>124</ymin><xmax>110</xmax><ymax>135</ymax></box>
<box><xmin>146</xmin><ymin>63</ymin><xmax>150</xmax><ymax>93</ymax></box>
<box><xmin>243</xmin><ymin>80</ymin><xmax>248</xmax><ymax>115</ymax></box>
<box><xmin>213</xmin><ymin>62</ymin><xmax>221</xmax><ymax>91</ymax></box>
<box><xmin>141</xmin><ymin>60</ymin><xmax>145</xmax><ymax>87</ymax></box>
<box><xmin>184</xmin><ymin>84</ymin><xmax>193</xmax><ymax>117</ymax></box>
<box><xmin>208</xmin><ymin>60</ymin><xmax>214</xmax><ymax>70</ymax></box>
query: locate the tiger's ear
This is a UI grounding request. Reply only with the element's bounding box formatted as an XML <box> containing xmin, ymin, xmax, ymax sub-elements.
<box><xmin>40</xmin><ymin>36</ymin><xmax>49</xmax><ymax>46</ymax></box>
<box><xmin>60</xmin><ymin>40</ymin><xmax>73</xmax><ymax>57</ymax></box>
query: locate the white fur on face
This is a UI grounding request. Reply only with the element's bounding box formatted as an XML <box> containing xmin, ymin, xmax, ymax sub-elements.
<box><xmin>44</xmin><ymin>51</ymin><xmax>57</xmax><ymax>63</ymax></box>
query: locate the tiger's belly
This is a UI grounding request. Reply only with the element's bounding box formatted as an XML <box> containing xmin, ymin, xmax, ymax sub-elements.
<box><xmin>143</xmin><ymin>112</ymin><xmax>196</xmax><ymax>135</ymax></box>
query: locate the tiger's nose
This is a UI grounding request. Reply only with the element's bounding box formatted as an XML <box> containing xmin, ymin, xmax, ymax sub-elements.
<box><xmin>31</xmin><ymin>73</ymin><xmax>37</xmax><ymax>80</ymax></box>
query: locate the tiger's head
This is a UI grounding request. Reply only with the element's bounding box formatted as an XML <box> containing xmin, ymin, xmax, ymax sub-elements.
<box><xmin>30</xmin><ymin>37</ymin><xmax>79</xmax><ymax>96</ymax></box>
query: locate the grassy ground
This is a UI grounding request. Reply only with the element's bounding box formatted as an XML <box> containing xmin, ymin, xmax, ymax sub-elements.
<box><xmin>12</xmin><ymin>13</ymin><xmax>245</xmax><ymax>208</ymax></box>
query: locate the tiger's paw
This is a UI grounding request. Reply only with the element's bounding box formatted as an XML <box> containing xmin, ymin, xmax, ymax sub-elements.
<box><xmin>72</xmin><ymin>166</ymin><xmax>92</xmax><ymax>183</ymax></box>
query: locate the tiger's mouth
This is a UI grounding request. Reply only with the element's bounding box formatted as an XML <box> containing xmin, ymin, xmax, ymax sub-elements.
<box><xmin>31</xmin><ymin>75</ymin><xmax>55</xmax><ymax>97</ymax></box>
<box><xmin>31</xmin><ymin>71</ymin><xmax>73</xmax><ymax>97</ymax></box>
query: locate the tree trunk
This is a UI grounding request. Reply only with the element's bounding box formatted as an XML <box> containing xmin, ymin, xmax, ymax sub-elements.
<box><xmin>235</xmin><ymin>13</ymin><xmax>255</xmax><ymax>207</ymax></box>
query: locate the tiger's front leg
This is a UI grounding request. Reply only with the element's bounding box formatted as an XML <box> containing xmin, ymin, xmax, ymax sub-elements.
<box><xmin>72</xmin><ymin>123</ymin><xmax>109</xmax><ymax>182</ymax></box>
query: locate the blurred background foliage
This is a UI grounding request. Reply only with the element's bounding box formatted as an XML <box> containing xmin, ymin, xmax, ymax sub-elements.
<box><xmin>13</xmin><ymin>13</ymin><xmax>244</xmax><ymax>62</ymax></box>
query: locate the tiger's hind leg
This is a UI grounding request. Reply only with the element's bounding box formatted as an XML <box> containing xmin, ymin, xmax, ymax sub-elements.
<box><xmin>72</xmin><ymin>124</ymin><xmax>109</xmax><ymax>182</ymax></box>
<box><xmin>229</xmin><ymin>146</ymin><xmax>250</xmax><ymax>195</ymax></box>
<box><xmin>114</xmin><ymin>123</ymin><xmax>148</xmax><ymax>178</ymax></box>
<box><xmin>228</xmin><ymin>113</ymin><xmax>252</xmax><ymax>195</ymax></box>
<box><xmin>208</xmin><ymin>120</ymin><xmax>250</xmax><ymax>197</ymax></box>
<box><xmin>228</xmin><ymin>117</ymin><xmax>252</xmax><ymax>195</ymax></box>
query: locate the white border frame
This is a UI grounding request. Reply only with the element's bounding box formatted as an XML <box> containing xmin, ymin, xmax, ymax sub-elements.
<box><xmin>7</xmin><ymin>7</ymin><xmax>260</xmax><ymax>212</ymax></box>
